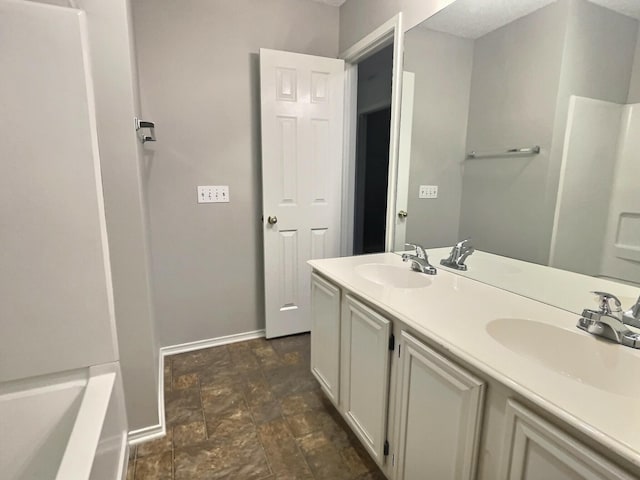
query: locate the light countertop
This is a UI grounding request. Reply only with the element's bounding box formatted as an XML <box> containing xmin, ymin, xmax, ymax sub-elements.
<box><xmin>308</xmin><ymin>253</ymin><xmax>640</xmax><ymax>470</ymax></box>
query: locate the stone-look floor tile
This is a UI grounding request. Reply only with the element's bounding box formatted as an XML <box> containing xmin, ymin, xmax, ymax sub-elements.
<box><xmin>340</xmin><ymin>446</ymin><xmax>370</xmax><ymax>477</ymax></box>
<box><xmin>173</xmin><ymin>421</ymin><xmax>207</xmax><ymax>448</ymax></box>
<box><xmin>300</xmin><ymin>442</ymin><xmax>352</xmax><ymax>480</ymax></box>
<box><xmin>258</xmin><ymin>419</ymin><xmax>314</xmax><ymax>479</ymax></box>
<box><xmin>134</xmin><ymin>451</ymin><xmax>173</xmax><ymax>480</ymax></box>
<box><xmin>355</xmin><ymin>471</ymin><xmax>387</xmax><ymax>480</ymax></box>
<box><xmin>229</xmin><ymin>348</ymin><xmax>261</xmax><ymax>374</ymax></box>
<box><xmin>205</xmin><ymin>406</ymin><xmax>256</xmax><ymax>443</ymax></box>
<box><xmin>165</xmin><ymin>387</ymin><xmax>203</xmax><ymax>427</ymax></box>
<box><xmin>294</xmin><ymin>408</ymin><xmax>354</xmax><ymax>450</ymax></box>
<box><xmin>164</xmin><ymin>361</ymin><xmax>172</xmax><ymax>395</ymax></box>
<box><xmin>243</xmin><ymin>376</ymin><xmax>274</xmax><ymax>404</ymax></box>
<box><xmin>174</xmin><ymin>434</ymin><xmax>269</xmax><ymax>480</ymax></box>
<box><xmin>172</xmin><ymin>346</ymin><xmax>230</xmax><ymax>376</ymax></box>
<box><xmin>244</xmin><ymin>337</ymin><xmax>270</xmax><ymax>351</ymax></box>
<box><xmin>253</xmin><ymin>344</ymin><xmax>283</xmax><ymax>370</ymax></box>
<box><xmin>264</xmin><ymin>365</ymin><xmax>319</xmax><ymax>398</ymax></box>
<box><xmin>201</xmin><ymin>384</ymin><xmax>246</xmax><ymax>417</ymax></box>
<box><xmin>155</xmin><ymin>334</ymin><xmax>386</xmax><ymax>479</ymax></box>
<box><xmin>248</xmin><ymin>399</ymin><xmax>282</xmax><ymax>425</ymax></box>
<box><xmin>269</xmin><ymin>334</ymin><xmax>311</xmax><ymax>354</ymax></box>
<box><xmin>279</xmin><ymin>390</ymin><xmax>324</xmax><ymax>417</ymax></box>
<box><xmin>281</xmin><ymin>351</ymin><xmax>303</xmax><ymax>365</ymax></box>
<box><xmin>243</xmin><ymin>377</ymin><xmax>282</xmax><ymax>424</ymax></box>
<box><xmin>173</xmin><ymin>372</ymin><xmax>199</xmax><ymax>391</ymax></box>
<box><xmin>297</xmin><ymin>431</ymin><xmax>331</xmax><ymax>453</ymax></box>
<box><xmin>197</xmin><ymin>362</ymin><xmax>254</xmax><ymax>389</ymax></box>
<box><xmin>137</xmin><ymin>430</ymin><xmax>173</xmax><ymax>457</ymax></box>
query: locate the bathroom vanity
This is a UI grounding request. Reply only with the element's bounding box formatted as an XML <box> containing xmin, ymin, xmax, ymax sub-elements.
<box><xmin>308</xmin><ymin>253</ymin><xmax>640</xmax><ymax>480</ymax></box>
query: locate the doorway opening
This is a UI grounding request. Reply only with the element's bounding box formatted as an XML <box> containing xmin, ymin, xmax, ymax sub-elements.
<box><xmin>352</xmin><ymin>44</ymin><xmax>394</xmax><ymax>255</ymax></box>
<box><xmin>339</xmin><ymin>13</ymin><xmax>404</xmax><ymax>256</ymax></box>
<box><xmin>354</xmin><ymin>106</ymin><xmax>391</xmax><ymax>254</ymax></box>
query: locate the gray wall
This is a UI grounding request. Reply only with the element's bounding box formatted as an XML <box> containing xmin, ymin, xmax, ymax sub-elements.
<box><xmin>628</xmin><ymin>33</ymin><xmax>640</xmax><ymax>103</ymax></box>
<box><xmin>404</xmin><ymin>28</ymin><xmax>473</xmax><ymax>248</ymax></box>
<box><xmin>460</xmin><ymin>1</ymin><xmax>567</xmax><ymax>264</ymax></box>
<box><xmin>132</xmin><ymin>0</ymin><xmax>339</xmax><ymax>347</ymax></box>
<box><xmin>460</xmin><ymin>0</ymin><xmax>637</xmax><ymax>266</ymax></box>
<box><xmin>79</xmin><ymin>0</ymin><xmax>160</xmax><ymax>431</ymax></box>
<box><xmin>357</xmin><ymin>45</ymin><xmax>393</xmax><ymax>114</ymax></box>
<box><xmin>339</xmin><ymin>0</ymin><xmax>455</xmax><ymax>53</ymax></box>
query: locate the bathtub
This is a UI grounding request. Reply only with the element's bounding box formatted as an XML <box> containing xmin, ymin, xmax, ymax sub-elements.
<box><xmin>0</xmin><ymin>363</ymin><xmax>128</xmax><ymax>480</ymax></box>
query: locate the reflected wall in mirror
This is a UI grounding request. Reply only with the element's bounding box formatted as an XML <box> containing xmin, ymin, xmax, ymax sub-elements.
<box><xmin>397</xmin><ymin>0</ymin><xmax>640</xmax><ymax>312</ymax></box>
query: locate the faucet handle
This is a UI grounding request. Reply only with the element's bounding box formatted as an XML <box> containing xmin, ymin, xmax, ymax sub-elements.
<box><xmin>456</xmin><ymin>238</ymin><xmax>472</xmax><ymax>249</ymax></box>
<box><xmin>629</xmin><ymin>295</ymin><xmax>640</xmax><ymax>317</ymax></box>
<box><xmin>592</xmin><ymin>291</ymin><xmax>622</xmax><ymax>314</ymax></box>
<box><xmin>404</xmin><ymin>243</ymin><xmax>427</xmax><ymax>259</ymax></box>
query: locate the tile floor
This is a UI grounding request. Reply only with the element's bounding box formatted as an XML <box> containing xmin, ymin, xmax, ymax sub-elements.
<box><xmin>127</xmin><ymin>333</ymin><xmax>385</xmax><ymax>479</ymax></box>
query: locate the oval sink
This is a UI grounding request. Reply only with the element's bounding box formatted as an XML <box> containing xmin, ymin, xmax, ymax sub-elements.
<box><xmin>487</xmin><ymin>318</ymin><xmax>640</xmax><ymax>397</ymax></box>
<box><xmin>355</xmin><ymin>264</ymin><xmax>432</xmax><ymax>289</ymax></box>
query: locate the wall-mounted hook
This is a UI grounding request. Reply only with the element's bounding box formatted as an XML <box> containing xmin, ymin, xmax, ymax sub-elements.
<box><xmin>135</xmin><ymin>117</ymin><xmax>156</xmax><ymax>144</ymax></box>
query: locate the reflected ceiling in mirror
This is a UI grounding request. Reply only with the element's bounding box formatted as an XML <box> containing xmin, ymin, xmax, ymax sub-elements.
<box><xmin>396</xmin><ymin>0</ymin><xmax>640</xmax><ymax>314</ymax></box>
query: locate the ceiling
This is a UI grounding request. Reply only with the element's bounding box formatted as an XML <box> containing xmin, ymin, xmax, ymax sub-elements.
<box><xmin>424</xmin><ymin>0</ymin><xmax>640</xmax><ymax>39</ymax></box>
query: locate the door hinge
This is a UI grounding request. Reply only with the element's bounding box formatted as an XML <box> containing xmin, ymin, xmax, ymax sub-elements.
<box><xmin>384</xmin><ymin>440</ymin><xmax>390</xmax><ymax>456</ymax></box>
<box><xmin>388</xmin><ymin>334</ymin><xmax>395</xmax><ymax>351</ymax></box>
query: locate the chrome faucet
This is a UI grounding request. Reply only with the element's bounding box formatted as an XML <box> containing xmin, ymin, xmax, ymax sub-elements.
<box><xmin>623</xmin><ymin>295</ymin><xmax>640</xmax><ymax>328</ymax></box>
<box><xmin>402</xmin><ymin>243</ymin><xmax>437</xmax><ymax>275</ymax></box>
<box><xmin>577</xmin><ymin>291</ymin><xmax>640</xmax><ymax>349</ymax></box>
<box><xmin>440</xmin><ymin>239</ymin><xmax>475</xmax><ymax>271</ymax></box>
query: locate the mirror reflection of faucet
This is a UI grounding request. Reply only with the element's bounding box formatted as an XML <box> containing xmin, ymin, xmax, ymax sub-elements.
<box><xmin>440</xmin><ymin>239</ymin><xmax>475</xmax><ymax>271</ymax></box>
<box><xmin>402</xmin><ymin>243</ymin><xmax>437</xmax><ymax>275</ymax></box>
<box><xmin>577</xmin><ymin>291</ymin><xmax>640</xmax><ymax>349</ymax></box>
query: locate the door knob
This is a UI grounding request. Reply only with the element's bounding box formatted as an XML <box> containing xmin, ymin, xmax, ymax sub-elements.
<box><xmin>398</xmin><ymin>210</ymin><xmax>408</xmax><ymax>219</ymax></box>
<box><xmin>267</xmin><ymin>216</ymin><xmax>278</xmax><ymax>225</ymax></box>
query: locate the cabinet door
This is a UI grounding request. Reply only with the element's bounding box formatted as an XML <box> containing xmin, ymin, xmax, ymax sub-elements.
<box><xmin>501</xmin><ymin>400</ymin><xmax>635</xmax><ymax>480</ymax></box>
<box><xmin>395</xmin><ymin>331</ymin><xmax>485</xmax><ymax>480</ymax></box>
<box><xmin>310</xmin><ymin>273</ymin><xmax>341</xmax><ymax>405</ymax></box>
<box><xmin>341</xmin><ymin>294</ymin><xmax>392</xmax><ymax>465</ymax></box>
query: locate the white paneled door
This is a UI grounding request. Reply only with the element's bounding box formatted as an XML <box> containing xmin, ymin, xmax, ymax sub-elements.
<box><xmin>394</xmin><ymin>71</ymin><xmax>415</xmax><ymax>251</ymax></box>
<box><xmin>260</xmin><ymin>49</ymin><xmax>345</xmax><ymax>338</ymax></box>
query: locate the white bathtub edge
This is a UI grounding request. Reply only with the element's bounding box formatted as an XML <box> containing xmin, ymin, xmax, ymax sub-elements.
<box><xmin>55</xmin><ymin>371</ymin><xmax>115</xmax><ymax>480</ymax></box>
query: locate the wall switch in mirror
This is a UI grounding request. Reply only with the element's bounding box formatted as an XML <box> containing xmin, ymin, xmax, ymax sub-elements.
<box><xmin>419</xmin><ymin>185</ymin><xmax>438</xmax><ymax>199</ymax></box>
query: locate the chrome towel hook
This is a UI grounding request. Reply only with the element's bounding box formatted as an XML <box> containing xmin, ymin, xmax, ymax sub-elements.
<box><xmin>134</xmin><ymin>117</ymin><xmax>156</xmax><ymax>144</ymax></box>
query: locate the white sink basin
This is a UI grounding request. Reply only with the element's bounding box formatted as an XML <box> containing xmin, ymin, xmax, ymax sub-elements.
<box><xmin>487</xmin><ymin>318</ymin><xmax>640</xmax><ymax>397</ymax></box>
<box><xmin>355</xmin><ymin>263</ymin><xmax>432</xmax><ymax>289</ymax></box>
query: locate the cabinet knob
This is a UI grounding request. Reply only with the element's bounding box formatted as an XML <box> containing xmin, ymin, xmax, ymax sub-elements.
<box><xmin>267</xmin><ymin>216</ymin><xmax>278</xmax><ymax>225</ymax></box>
<box><xmin>398</xmin><ymin>210</ymin><xmax>408</xmax><ymax>219</ymax></box>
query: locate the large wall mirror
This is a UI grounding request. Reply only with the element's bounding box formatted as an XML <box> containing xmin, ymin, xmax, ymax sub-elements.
<box><xmin>396</xmin><ymin>0</ymin><xmax>640</xmax><ymax>314</ymax></box>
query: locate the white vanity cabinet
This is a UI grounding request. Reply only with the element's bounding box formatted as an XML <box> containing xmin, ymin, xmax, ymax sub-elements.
<box><xmin>310</xmin><ymin>273</ymin><xmax>341</xmax><ymax>405</ymax></box>
<box><xmin>340</xmin><ymin>294</ymin><xmax>392</xmax><ymax>465</ymax></box>
<box><xmin>500</xmin><ymin>400</ymin><xmax>636</xmax><ymax>480</ymax></box>
<box><xmin>308</xmin><ymin>262</ymin><xmax>639</xmax><ymax>480</ymax></box>
<box><xmin>394</xmin><ymin>331</ymin><xmax>485</xmax><ymax>480</ymax></box>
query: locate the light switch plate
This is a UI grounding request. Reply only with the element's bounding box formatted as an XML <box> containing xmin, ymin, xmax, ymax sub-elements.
<box><xmin>197</xmin><ymin>185</ymin><xmax>230</xmax><ymax>203</ymax></box>
<box><xmin>419</xmin><ymin>185</ymin><xmax>438</xmax><ymax>199</ymax></box>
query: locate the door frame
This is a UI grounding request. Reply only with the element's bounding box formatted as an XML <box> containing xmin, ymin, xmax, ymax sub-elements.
<box><xmin>339</xmin><ymin>13</ymin><xmax>405</xmax><ymax>256</ymax></box>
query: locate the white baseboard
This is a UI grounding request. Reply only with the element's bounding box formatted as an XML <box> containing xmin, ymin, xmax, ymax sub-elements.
<box><xmin>128</xmin><ymin>422</ymin><xmax>165</xmax><ymax>446</ymax></box>
<box><xmin>127</xmin><ymin>328</ymin><xmax>265</xmax><ymax>446</ymax></box>
<box><xmin>159</xmin><ymin>329</ymin><xmax>266</xmax><ymax>356</ymax></box>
